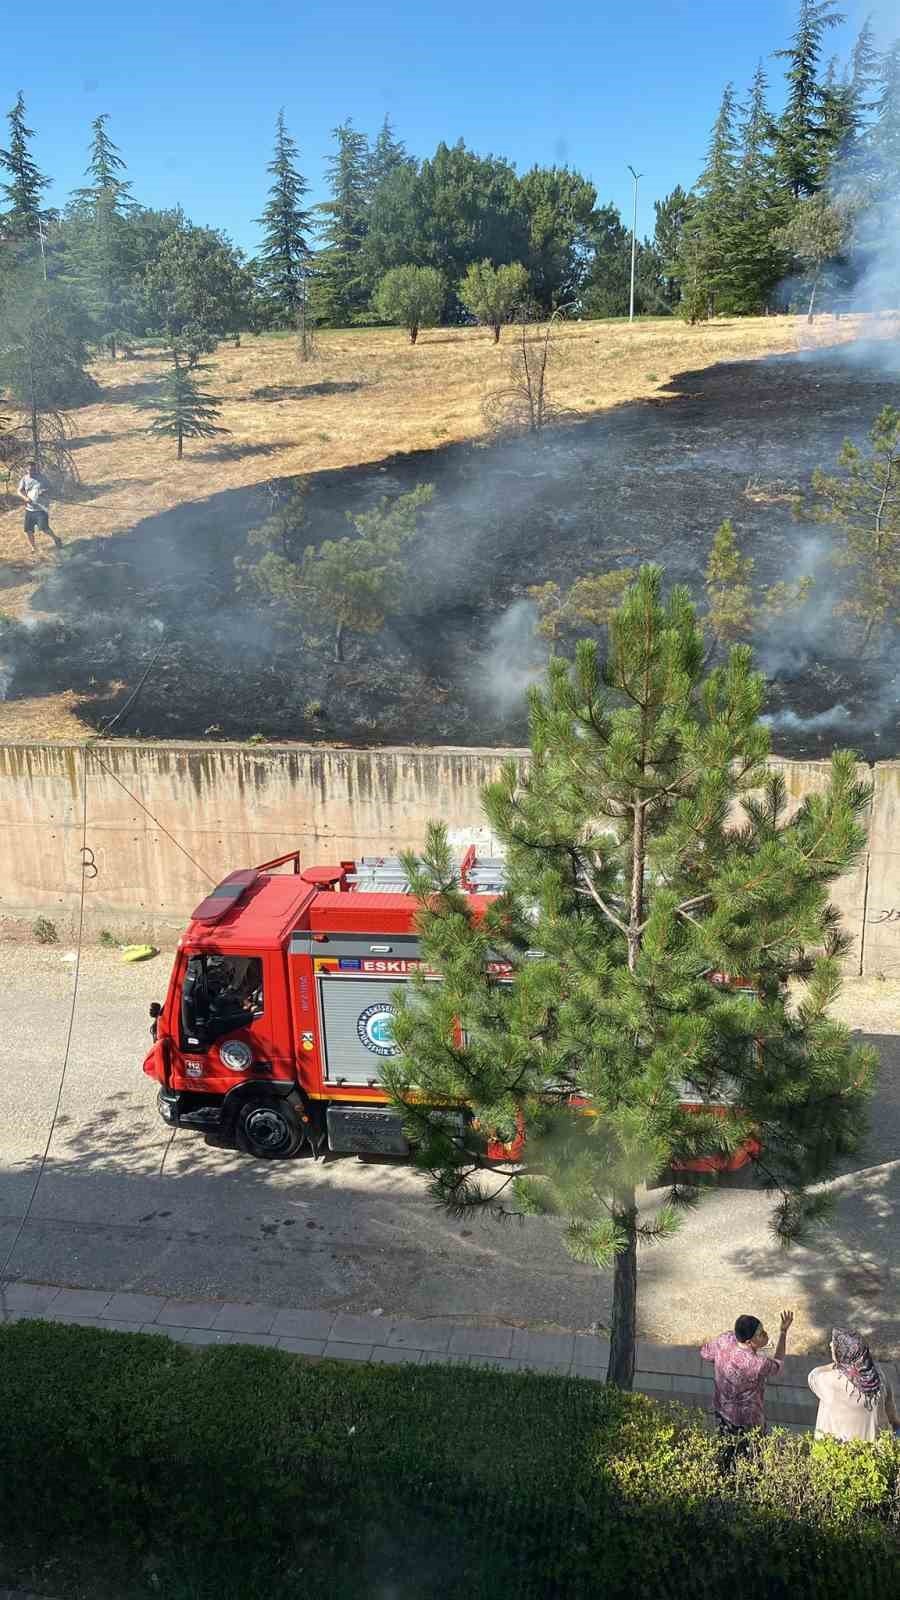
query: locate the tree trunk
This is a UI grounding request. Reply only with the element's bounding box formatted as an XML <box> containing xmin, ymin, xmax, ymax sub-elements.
<box><xmin>806</xmin><ymin>272</ymin><xmax>819</xmax><ymax>324</ymax></box>
<box><xmin>335</xmin><ymin>620</ymin><xmax>345</xmax><ymax>662</ymax></box>
<box><xmin>177</xmin><ymin>427</ymin><xmax>183</xmax><ymax>461</ymax></box>
<box><xmin>627</xmin><ymin>801</ymin><xmax>646</xmax><ymax>973</ymax></box>
<box><xmin>409</xmin><ymin>324</ymin><xmax>418</xmax><ymax>344</ymax></box>
<box><xmin>493</xmin><ymin>323</ymin><xmax>501</xmax><ymax>344</ymax></box>
<box><xmin>109</xmin><ymin>335</ymin><xmax>117</xmax><ymax>361</ymax></box>
<box><xmin>607</xmin><ymin>1198</ymin><xmax>638</xmax><ymax>1388</ymax></box>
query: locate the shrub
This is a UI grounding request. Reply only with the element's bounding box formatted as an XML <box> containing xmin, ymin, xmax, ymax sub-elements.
<box><xmin>0</xmin><ymin>1321</ymin><xmax>897</xmax><ymax>1600</ymax></box>
<box><xmin>32</xmin><ymin>915</ymin><xmax>58</xmax><ymax>944</ymax></box>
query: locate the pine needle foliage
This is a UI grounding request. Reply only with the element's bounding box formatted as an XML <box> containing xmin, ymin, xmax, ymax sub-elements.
<box><xmin>145</xmin><ymin>358</ymin><xmax>228</xmax><ymax>460</ymax></box>
<box><xmin>387</xmin><ymin>566</ymin><xmax>875</xmax><ymax>1390</ymax></box>
<box><xmin>811</xmin><ymin>405</ymin><xmax>900</xmax><ymax>651</ymax></box>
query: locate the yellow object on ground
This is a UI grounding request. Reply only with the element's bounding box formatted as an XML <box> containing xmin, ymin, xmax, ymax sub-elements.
<box><xmin>121</xmin><ymin>944</ymin><xmax>158</xmax><ymax>963</ymax></box>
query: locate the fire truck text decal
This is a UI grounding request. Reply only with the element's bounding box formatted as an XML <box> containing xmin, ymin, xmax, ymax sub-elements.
<box><xmin>356</xmin><ymin>1003</ymin><xmax>401</xmax><ymax>1057</ymax></box>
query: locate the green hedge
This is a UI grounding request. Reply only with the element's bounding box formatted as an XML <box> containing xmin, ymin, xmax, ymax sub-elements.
<box><xmin>1</xmin><ymin>1321</ymin><xmax>898</xmax><ymax>1599</ymax></box>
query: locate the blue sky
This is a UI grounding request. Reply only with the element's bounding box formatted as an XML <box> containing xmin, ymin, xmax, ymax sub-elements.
<box><xmin>1</xmin><ymin>0</ymin><xmax>890</xmax><ymax>257</ymax></box>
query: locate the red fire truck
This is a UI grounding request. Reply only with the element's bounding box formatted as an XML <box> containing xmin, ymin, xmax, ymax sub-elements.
<box><xmin>143</xmin><ymin>849</ymin><xmax>759</xmax><ymax>1170</ymax></box>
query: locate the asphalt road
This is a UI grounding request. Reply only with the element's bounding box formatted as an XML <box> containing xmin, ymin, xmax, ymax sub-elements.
<box><xmin>2</xmin><ymin>945</ymin><xmax>898</xmax><ymax>1354</ymax></box>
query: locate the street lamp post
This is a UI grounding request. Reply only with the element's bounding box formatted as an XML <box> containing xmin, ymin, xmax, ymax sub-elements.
<box><xmin>627</xmin><ymin>164</ymin><xmax>644</xmax><ymax>324</ymax></box>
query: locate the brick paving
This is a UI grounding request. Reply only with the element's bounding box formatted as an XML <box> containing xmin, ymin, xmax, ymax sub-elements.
<box><xmin>0</xmin><ymin>1278</ymin><xmax>837</xmax><ymax>1431</ymax></box>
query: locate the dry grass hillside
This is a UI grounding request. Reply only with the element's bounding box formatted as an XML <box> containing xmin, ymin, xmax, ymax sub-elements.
<box><xmin>0</xmin><ymin>311</ymin><xmax>888</xmax><ymax>740</ymax></box>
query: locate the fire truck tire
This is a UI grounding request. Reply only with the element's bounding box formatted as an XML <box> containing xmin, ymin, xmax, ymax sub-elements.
<box><xmin>235</xmin><ymin>1095</ymin><xmax>305</xmax><ymax>1159</ymax></box>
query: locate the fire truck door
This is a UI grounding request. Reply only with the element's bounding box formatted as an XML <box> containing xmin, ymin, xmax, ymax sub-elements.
<box><xmin>317</xmin><ymin>977</ymin><xmax>404</xmax><ymax>1087</ymax></box>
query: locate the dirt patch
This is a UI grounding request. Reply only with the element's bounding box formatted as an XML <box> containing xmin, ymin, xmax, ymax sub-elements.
<box><xmin>1</xmin><ymin>333</ymin><xmax>899</xmax><ymax>755</ymax></box>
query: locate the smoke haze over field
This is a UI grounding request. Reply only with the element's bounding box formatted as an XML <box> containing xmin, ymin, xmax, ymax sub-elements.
<box><xmin>2</xmin><ymin>334</ymin><xmax>899</xmax><ymax>757</ymax></box>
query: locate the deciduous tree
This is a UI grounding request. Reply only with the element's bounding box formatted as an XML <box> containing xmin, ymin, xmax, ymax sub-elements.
<box><xmin>459</xmin><ymin>260</ymin><xmax>529</xmax><ymax>341</ymax></box>
<box><xmin>387</xmin><ymin>567</ymin><xmax>875</xmax><ymax>1390</ymax></box>
<box><xmin>374</xmin><ymin>265</ymin><xmax>444</xmax><ymax>343</ymax></box>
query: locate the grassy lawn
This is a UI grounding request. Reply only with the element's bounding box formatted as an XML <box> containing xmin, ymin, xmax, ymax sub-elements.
<box><xmin>1</xmin><ymin>1320</ymin><xmax>897</xmax><ymax>1600</ymax></box>
<box><xmin>0</xmin><ymin>311</ymin><xmax>887</xmax><ymax>741</ymax></box>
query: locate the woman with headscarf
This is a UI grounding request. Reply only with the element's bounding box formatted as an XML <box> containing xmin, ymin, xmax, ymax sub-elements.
<box><xmin>808</xmin><ymin>1328</ymin><xmax>900</xmax><ymax>1442</ymax></box>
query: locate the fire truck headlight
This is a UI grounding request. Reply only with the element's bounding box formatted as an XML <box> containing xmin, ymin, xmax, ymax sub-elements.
<box><xmin>219</xmin><ymin>1039</ymin><xmax>253</xmax><ymax>1072</ymax></box>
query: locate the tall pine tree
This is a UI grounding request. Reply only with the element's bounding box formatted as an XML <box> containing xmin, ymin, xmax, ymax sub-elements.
<box><xmin>730</xmin><ymin>64</ymin><xmax>786</xmax><ymax>312</ymax></box>
<box><xmin>368</xmin><ymin>115</ymin><xmax>410</xmax><ymax>193</ymax></box>
<box><xmin>677</xmin><ymin>85</ymin><xmax>740</xmax><ymax>318</ymax></box>
<box><xmin>773</xmin><ymin>1</ymin><xmax>845</xmax><ymax>199</ymax></box>
<box><xmin>68</xmin><ymin>115</ymin><xmax>135</xmax><ymax>359</ymax></box>
<box><xmin>0</xmin><ymin>92</ymin><xmax>50</xmax><ymax>251</ymax></box>
<box><xmin>314</xmin><ymin>121</ymin><xmax>371</xmax><ymax>326</ymax></box>
<box><xmin>256</xmin><ymin>111</ymin><xmax>312</xmax><ymax>327</ymax></box>
<box><xmin>387</xmin><ymin>568</ymin><xmax>875</xmax><ymax>1389</ymax></box>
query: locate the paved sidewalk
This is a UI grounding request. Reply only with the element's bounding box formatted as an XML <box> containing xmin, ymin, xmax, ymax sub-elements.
<box><xmin>1</xmin><ymin>1279</ymin><xmax>842</xmax><ymax>1430</ymax></box>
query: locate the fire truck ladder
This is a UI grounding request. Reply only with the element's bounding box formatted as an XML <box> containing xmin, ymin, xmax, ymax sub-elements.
<box><xmin>345</xmin><ymin>851</ymin><xmax>507</xmax><ymax>896</ymax></box>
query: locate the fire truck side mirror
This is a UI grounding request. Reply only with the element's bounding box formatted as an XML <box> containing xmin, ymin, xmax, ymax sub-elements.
<box><xmin>149</xmin><ymin>1002</ymin><xmax>162</xmax><ymax>1019</ymax></box>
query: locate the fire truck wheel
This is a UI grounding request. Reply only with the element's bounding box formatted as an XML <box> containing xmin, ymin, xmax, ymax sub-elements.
<box><xmin>236</xmin><ymin>1096</ymin><xmax>304</xmax><ymax>1159</ymax></box>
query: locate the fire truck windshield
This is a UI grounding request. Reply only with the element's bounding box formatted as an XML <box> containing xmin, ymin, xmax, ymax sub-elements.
<box><xmin>180</xmin><ymin>954</ymin><xmax>263</xmax><ymax>1049</ymax></box>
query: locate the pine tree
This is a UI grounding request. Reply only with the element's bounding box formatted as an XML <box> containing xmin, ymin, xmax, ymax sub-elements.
<box><xmin>677</xmin><ymin>85</ymin><xmax>740</xmax><ymax>318</ymax></box>
<box><xmin>314</xmin><ymin>121</ymin><xmax>371</xmax><ymax>326</ymax></box>
<box><xmin>0</xmin><ymin>92</ymin><xmax>50</xmax><ymax>248</ymax></box>
<box><xmin>387</xmin><ymin>567</ymin><xmax>875</xmax><ymax>1389</ymax></box>
<box><xmin>247</xmin><ymin>484</ymin><xmax>432</xmax><ymax>660</ymax></box>
<box><xmin>730</xmin><ymin>64</ymin><xmax>786</xmax><ymax>312</ymax></box>
<box><xmin>145</xmin><ymin>358</ymin><xmax>229</xmax><ymax>460</ymax></box>
<box><xmin>773</xmin><ymin>1</ymin><xmax>845</xmax><ymax>199</ymax></box>
<box><xmin>811</xmin><ymin>407</ymin><xmax>900</xmax><ymax>651</ymax></box>
<box><xmin>368</xmin><ymin>115</ymin><xmax>409</xmax><ymax>193</ymax></box>
<box><xmin>256</xmin><ymin>111</ymin><xmax>312</xmax><ymax>327</ymax></box>
<box><xmin>68</xmin><ymin>115</ymin><xmax>135</xmax><ymax>358</ymax></box>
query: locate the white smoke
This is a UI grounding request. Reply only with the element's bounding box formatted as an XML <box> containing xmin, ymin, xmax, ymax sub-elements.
<box><xmin>472</xmin><ymin>599</ymin><xmax>546</xmax><ymax>718</ymax></box>
<box><xmin>762</xmin><ymin>705</ymin><xmax>853</xmax><ymax>734</ymax></box>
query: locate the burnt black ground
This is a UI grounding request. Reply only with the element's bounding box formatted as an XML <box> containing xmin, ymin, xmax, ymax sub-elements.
<box><xmin>3</xmin><ymin>339</ymin><xmax>899</xmax><ymax>758</ymax></box>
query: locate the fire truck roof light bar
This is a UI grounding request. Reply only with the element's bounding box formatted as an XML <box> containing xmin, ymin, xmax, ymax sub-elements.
<box><xmin>191</xmin><ymin>868</ymin><xmax>259</xmax><ymax>924</ymax></box>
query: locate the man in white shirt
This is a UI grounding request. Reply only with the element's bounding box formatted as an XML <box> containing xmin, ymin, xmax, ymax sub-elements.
<box><xmin>17</xmin><ymin>461</ymin><xmax>62</xmax><ymax>554</ymax></box>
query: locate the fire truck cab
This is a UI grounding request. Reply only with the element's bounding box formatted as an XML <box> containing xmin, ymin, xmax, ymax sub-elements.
<box><xmin>143</xmin><ymin>850</ymin><xmax>759</xmax><ymax>1170</ymax></box>
<box><xmin>143</xmin><ymin>849</ymin><xmax>511</xmax><ymax>1159</ymax></box>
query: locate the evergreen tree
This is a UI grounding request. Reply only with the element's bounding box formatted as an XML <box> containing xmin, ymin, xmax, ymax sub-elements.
<box><xmin>652</xmin><ymin>186</ymin><xmax>695</xmax><ymax>309</ymax></box>
<box><xmin>145</xmin><ymin>357</ymin><xmax>228</xmax><ymax>460</ymax></box>
<box><xmin>387</xmin><ymin>567</ymin><xmax>875</xmax><ymax>1389</ymax></box>
<box><xmin>368</xmin><ymin>115</ymin><xmax>410</xmax><ymax>192</ymax></box>
<box><xmin>520</xmin><ymin>166</ymin><xmax>599</xmax><ymax>311</ymax></box>
<box><xmin>773</xmin><ymin>1</ymin><xmax>845</xmax><ymax>199</ymax></box>
<box><xmin>677</xmin><ymin>85</ymin><xmax>740</xmax><ymax>318</ymax></box>
<box><xmin>730</xmin><ymin>65</ymin><xmax>786</xmax><ymax>313</ymax></box>
<box><xmin>255</xmin><ymin>111</ymin><xmax>312</xmax><ymax>326</ymax></box>
<box><xmin>67</xmin><ymin>115</ymin><xmax>135</xmax><ymax>358</ymax></box>
<box><xmin>314</xmin><ymin>121</ymin><xmax>371</xmax><ymax>326</ymax></box>
<box><xmin>0</xmin><ymin>92</ymin><xmax>50</xmax><ymax>249</ymax></box>
<box><xmin>247</xmin><ymin>485</ymin><xmax>433</xmax><ymax>661</ymax></box>
<box><xmin>0</xmin><ymin>266</ymin><xmax>98</xmax><ymax>461</ymax></box>
<box><xmin>811</xmin><ymin>407</ymin><xmax>900</xmax><ymax>651</ymax></box>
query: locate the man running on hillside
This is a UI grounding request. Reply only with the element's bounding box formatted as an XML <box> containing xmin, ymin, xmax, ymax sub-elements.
<box><xmin>18</xmin><ymin>461</ymin><xmax>62</xmax><ymax>554</ymax></box>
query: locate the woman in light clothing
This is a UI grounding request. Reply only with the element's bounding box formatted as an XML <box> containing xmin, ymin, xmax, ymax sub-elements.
<box><xmin>808</xmin><ymin>1327</ymin><xmax>899</xmax><ymax>1442</ymax></box>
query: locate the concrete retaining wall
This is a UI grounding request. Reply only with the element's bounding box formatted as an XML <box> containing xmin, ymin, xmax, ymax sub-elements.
<box><xmin>0</xmin><ymin>740</ymin><xmax>894</xmax><ymax>975</ymax></box>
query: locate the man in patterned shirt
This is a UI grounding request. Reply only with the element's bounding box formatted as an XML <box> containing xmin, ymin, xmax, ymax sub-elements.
<box><xmin>701</xmin><ymin>1309</ymin><xmax>794</xmax><ymax>1459</ymax></box>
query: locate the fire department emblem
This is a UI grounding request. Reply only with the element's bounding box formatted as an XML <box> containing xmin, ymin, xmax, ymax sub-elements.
<box><xmin>356</xmin><ymin>1002</ymin><xmax>400</xmax><ymax>1057</ymax></box>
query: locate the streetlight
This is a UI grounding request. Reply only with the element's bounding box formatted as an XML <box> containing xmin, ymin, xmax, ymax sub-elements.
<box><xmin>627</xmin><ymin>165</ymin><xmax>644</xmax><ymax>324</ymax></box>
